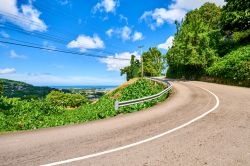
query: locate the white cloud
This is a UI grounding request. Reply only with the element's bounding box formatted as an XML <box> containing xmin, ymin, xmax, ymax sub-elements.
<box><xmin>0</xmin><ymin>0</ymin><xmax>47</xmax><ymax>32</ymax></box>
<box><xmin>158</xmin><ymin>36</ymin><xmax>174</xmax><ymax>50</ymax></box>
<box><xmin>100</xmin><ymin>51</ymin><xmax>140</xmax><ymax>71</ymax></box>
<box><xmin>106</xmin><ymin>28</ymin><xmax>114</xmax><ymax>37</ymax></box>
<box><xmin>106</xmin><ymin>26</ymin><xmax>143</xmax><ymax>42</ymax></box>
<box><xmin>9</xmin><ymin>50</ymin><xmax>27</xmax><ymax>59</ymax></box>
<box><xmin>132</xmin><ymin>31</ymin><xmax>144</xmax><ymax>41</ymax></box>
<box><xmin>93</xmin><ymin>0</ymin><xmax>119</xmax><ymax>13</ymax></box>
<box><xmin>169</xmin><ymin>0</ymin><xmax>225</xmax><ymax>10</ymax></box>
<box><xmin>140</xmin><ymin>8</ymin><xmax>186</xmax><ymax>30</ymax></box>
<box><xmin>0</xmin><ymin>30</ymin><xmax>9</xmax><ymax>38</ymax></box>
<box><xmin>0</xmin><ymin>68</ymin><xmax>16</xmax><ymax>74</ymax></box>
<box><xmin>108</xmin><ymin>26</ymin><xmax>131</xmax><ymax>41</ymax></box>
<box><xmin>121</xmin><ymin>26</ymin><xmax>132</xmax><ymax>41</ymax></box>
<box><xmin>67</xmin><ymin>34</ymin><xmax>104</xmax><ymax>52</ymax></box>
<box><xmin>140</xmin><ymin>0</ymin><xmax>225</xmax><ymax>29</ymax></box>
<box><xmin>1</xmin><ymin>73</ymin><xmax>123</xmax><ymax>86</ymax></box>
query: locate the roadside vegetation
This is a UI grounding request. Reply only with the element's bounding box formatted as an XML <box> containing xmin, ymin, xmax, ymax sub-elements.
<box><xmin>206</xmin><ymin>44</ymin><xmax>250</xmax><ymax>86</ymax></box>
<box><xmin>46</xmin><ymin>91</ymin><xmax>89</xmax><ymax>108</ymax></box>
<box><xmin>0</xmin><ymin>78</ymin><xmax>169</xmax><ymax>132</ymax></box>
<box><xmin>120</xmin><ymin>1</ymin><xmax>249</xmax><ymax>86</ymax></box>
<box><xmin>166</xmin><ymin>0</ymin><xmax>250</xmax><ymax>86</ymax></box>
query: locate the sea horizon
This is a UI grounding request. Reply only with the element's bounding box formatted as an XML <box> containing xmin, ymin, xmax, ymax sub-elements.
<box><xmin>49</xmin><ymin>85</ymin><xmax>118</xmax><ymax>90</ymax></box>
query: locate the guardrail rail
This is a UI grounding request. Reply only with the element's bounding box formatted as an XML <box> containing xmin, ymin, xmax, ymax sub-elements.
<box><xmin>114</xmin><ymin>77</ymin><xmax>173</xmax><ymax>110</ymax></box>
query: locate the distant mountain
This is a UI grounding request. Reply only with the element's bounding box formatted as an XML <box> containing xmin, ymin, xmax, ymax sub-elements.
<box><xmin>0</xmin><ymin>78</ymin><xmax>55</xmax><ymax>99</ymax></box>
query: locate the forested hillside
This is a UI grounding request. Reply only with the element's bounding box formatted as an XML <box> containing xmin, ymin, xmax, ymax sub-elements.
<box><xmin>166</xmin><ymin>0</ymin><xmax>250</xmax><ymax>86</ymax></box>
<box><xmin>0</xmin><ymin>79</ymin><xmax>55</xmax><ymax>99</ymax></box>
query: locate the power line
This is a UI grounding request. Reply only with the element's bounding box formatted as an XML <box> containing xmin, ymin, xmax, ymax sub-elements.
<box><xmin>1</xmin><ymin>25</ymin><xmax>69</xmax><ymax>43</ymax></box>
<box><xmin>0</xmin><ymin>8</ymin><xmax>140</xmax><ymax>52</ymax></box>
<box><xmin>0</xmin><ymin>12</ymin><xmax>134</xmax><ymax>55</ymax></box>
<box><xmin>1</xmin><ymin>24</ymin><xmax>118</xmax><ymax>55</ymax></box>
<box><xmin>0</xmin><ymin>4</ymin><xmax>144</xmax><ymax>56</ymax></box>
<box><xmin>0</xmin><ymin>39</ymin><xmax>130</xmax><ymax>60</ymax></box>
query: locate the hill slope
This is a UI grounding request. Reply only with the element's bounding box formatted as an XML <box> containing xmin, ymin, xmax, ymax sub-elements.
<box><xmin>0</xmin><ymin>78</ymin><xmax>55</xmax><ymax>99</ymax></box>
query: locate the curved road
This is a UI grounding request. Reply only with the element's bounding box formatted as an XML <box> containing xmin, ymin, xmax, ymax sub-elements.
<box><xmin>0</xmin><ymin>79</ymin><xmax>250</xmax><ymax>166</ymax></box>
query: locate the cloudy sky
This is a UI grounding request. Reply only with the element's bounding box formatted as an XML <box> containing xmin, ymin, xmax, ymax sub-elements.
<box><xmin>0</xmin><ymin>0</ymin><xmax>225</xmax><ymax>86</ymax></box>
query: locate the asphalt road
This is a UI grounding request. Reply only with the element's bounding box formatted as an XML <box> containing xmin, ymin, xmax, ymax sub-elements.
<box><xmin>0</xmin><ymin>80</ymin><xmax>249</xmax><ymax>166</ymax></box>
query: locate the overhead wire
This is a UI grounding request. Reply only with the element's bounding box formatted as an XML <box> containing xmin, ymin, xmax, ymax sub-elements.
<box><xmin>23</xmin><ymin>0</ymin><xmax>141</xmax><ymax>51</ymax></box>
<box><xmin>1</xmin><ymin>24</ymin><xmax>117</xmax><ymax>55</ymax></box>
<box><xmin>0</xmin><ymin>11</ymin><xmax>134</xmax><ymax>54</ymax></box>
<box><xmin>0</xmin><ymin>1</ymin><xmax>143</xmax><ymax>59</ymax></box>
<box><xmin>0</xmin><ymin>37</ymin><xmax>130</xmax><ymax>60</ymax></box>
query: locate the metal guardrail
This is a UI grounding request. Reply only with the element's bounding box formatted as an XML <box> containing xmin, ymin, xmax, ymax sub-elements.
<box><xmin>114</xmin><ymin>77</ymin><xmax>173</xmax><ymax>110</ymax></box>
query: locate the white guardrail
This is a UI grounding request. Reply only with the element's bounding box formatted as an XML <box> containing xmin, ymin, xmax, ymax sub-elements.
<box><xmin>114</xmin><ymin>77</ymin><xmax>173</xmax><ymax>110</ymax></box>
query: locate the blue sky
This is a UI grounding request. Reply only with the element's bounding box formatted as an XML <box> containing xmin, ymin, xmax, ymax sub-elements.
<box><xmin>0</xmin><ymin>0</ymin><xmax>225</xmax><ymax>86</ymax></box>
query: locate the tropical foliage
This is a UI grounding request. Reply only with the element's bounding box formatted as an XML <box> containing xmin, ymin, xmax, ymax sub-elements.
<box><xmin>121</xmin><ymin>55</ymin><xmax>141</xmax><ymax>81</ymax></box>
<box><xmin>221</xmin><ymin>0</ymin><xmax>250</xmax><ymax>32</ymax></box>
<box><xmin>121</xmin><ymin>47</ymin><xmax>164</xmax><ymax>80</ymax></box>
<box><xmin>166</xmin><ymin>2</ymin><xmax>250</xmax><ymax>86</ymax></box>
<box><xmin>142</xmin><ymin>47</ymin><xmax>165</xmax><ymax>77</ymax></box>
<box><xmin>46</xmin><ymin>91</ymin><xmax>89</xmax><ymax>108</ymax></box>
<box><xmin>0</xmin><ymin>78</ymin><xmax>170</xmax><ymax>132</ymax></box>
<box><xmin>207</xmin><ymin>44</ymin><xmax>250</xmax><ymax>86</ymax></box>
<box><xmin>166</xmin><ymin>3</ymin><xmax>221</xmax><ymax>79</ymax></box>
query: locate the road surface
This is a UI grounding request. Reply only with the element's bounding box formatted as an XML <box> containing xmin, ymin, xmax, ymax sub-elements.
<box><xmin>0</xmin><ymin>80</ymin><xmax>250</xmax><ymax>166</ymax></box>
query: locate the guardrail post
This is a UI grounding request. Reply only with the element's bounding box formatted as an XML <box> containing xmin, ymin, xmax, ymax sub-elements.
<box><xmin>115</xmin><ymin>100</ymin><xmax>119</xmax><ymax>111</ymax></box>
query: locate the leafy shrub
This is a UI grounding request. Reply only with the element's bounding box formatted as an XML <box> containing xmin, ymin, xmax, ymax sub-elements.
<box><xmin>109</xmin><ymin>79</ymin><xmax>169</xmax><ymax>113</ymax></box>
<box><xmin>207</xmin><ymin>44</ymin><xmax>250</xmax><ymax>86</ymax></box>
<box><xmin>0</xmin><ymin>97</ymin><xmax>64</xmax><ymax>131</ymax></box>
<box><xmin>46</xmin><ymin>91</ymin><xmax>88</xmax><ymax>108</ymax></box>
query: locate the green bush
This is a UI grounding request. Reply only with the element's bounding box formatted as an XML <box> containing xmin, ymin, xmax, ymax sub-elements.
<box><xmin>114</xmin><ymin>79</ymin><xmax>169</xmax><ymax>113</ymax></box>
<box><xmin>46</xmin><ymin>91</ymin><xmax>88</xmax><ymax>108</ymax></box>
<box><xmin>0</xmin><ymin>97</ymin><xmax>64</xmax><ymax>131</ymax></box>
<box><xmin>207</xmin><ymin>44</ymin><xmax>250</xmax><ymax>86</ymax></box>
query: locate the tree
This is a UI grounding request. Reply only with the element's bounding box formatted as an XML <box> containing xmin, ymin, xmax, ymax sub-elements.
<box><xmin>121</xmin><ymin>55</ymin><xmax>140</xmax><ymax>81</ymax></box>
<box><xmin>221</xmin><ymin>0</ymin><xmax>250</xmax><ymax>44</ymax></box>
<box><xmin>166</xmin><ymin>3</ymin><xmax>222</xmax><ymax>79</ymax></box>
<box><xmin>121</xmin><ymin>48</ymin><xmax>165</xmax><ymax>80</ymax></box>
<box><xmin>221</xmin><ymin>0</ymin><xmax>250</xmax><ymax>32</ymax></box>
<box><xmin>0</xmin><ymin>81</ymin><xmax>3</xmax><ymax>96</ymax></box>
<box><xmin>142</xmin><ymin>47</ymin><xmax>164</xmax><ymax>77</ymax></box>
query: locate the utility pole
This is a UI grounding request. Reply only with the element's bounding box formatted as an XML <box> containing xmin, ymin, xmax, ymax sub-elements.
<box><xmin>138</xmin><ymin>45</ymin><xmax>144</xmax><ymax>78</ymax></box>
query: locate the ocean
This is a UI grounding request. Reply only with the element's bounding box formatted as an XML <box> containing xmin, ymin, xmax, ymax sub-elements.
<box><xmin>49</xmin><ymin>85</ymin><xmax>117</xmax><ymax>90</ymax></box>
